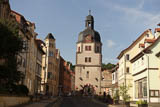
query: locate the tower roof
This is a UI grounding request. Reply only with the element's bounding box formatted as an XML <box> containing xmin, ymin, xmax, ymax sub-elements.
<box><xmin>45</xmin><ymin>33</ymin><xmax>55</xmax><ymax>40</ymax></box>
<box><xmin>86</xmin><ymin>15</ymin><xmax>94</xmax><ymax>21</ymax></box>
<box><xmin>77</xmin><ymin>11</ymin><xmax>101</xmax><ymax>43</ymax></box>
<box><xmin>78</xmin><ymin>28</ymin><xmax>101</xmax><ymax>43</ymax></box>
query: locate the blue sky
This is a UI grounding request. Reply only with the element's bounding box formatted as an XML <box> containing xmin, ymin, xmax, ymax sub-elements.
<box><xmin>10</xmin><ymin>0</ymin><xmax>160</xmax><ymax>64</ymax></box>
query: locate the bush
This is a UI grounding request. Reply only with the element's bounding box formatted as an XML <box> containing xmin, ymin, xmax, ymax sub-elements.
<box><xmin>15</xmin><ymin>85</ymin><xmax>29</xmax><ymax>96</ymax></box>
<box><xmin>136</xmin><ymin>100</ymin><xmax>147</xmax><ymax>105</ymax></box>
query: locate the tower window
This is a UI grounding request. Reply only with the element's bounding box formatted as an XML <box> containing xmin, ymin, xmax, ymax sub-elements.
<box><xmin>96</xmin><ymin>46</ymin><xmax>100</xmax><ymax>52</ymax></box>
<box><xmin>88</xmin><ymin>22</ymin><xmax>91</xmax><ymax>27</ymax></box>
<box><xmin>85</xmin><ymin>57</ymin><xmax>87</xmax><ymax>62</ymax></box>
<box><xmin>78</xmin><ymin>47</ymin><xmax>80</xmax><ymax>52</ymax></box>
<box><xmin>85</xmin><ymin>46</ymin><xmax>91</xmax><ymax>51</ymax></box>
<box><xmin>85</xmin><ymin>57</ymin><xmax>91</xmax><ymax>63</ymax></box>
<box><xmin>86</xmin><ymin>71</ymin><xmax>89</xmax><ymax>78</ymax></box>
<box><xmin>89</xmin><ymin>57</ymin><xmax>91</xmax><ymax>62</ymax></box>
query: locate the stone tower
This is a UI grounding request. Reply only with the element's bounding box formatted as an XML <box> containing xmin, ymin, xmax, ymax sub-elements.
<box><xmin>75</xmin><ymin>12</ymin><xmax>102</xmax><ymax>95</ymax></box>
<box><xmin>44</xmin><ymin>33</ymin><xmax>57</xmax><ymax>96</ymax></box>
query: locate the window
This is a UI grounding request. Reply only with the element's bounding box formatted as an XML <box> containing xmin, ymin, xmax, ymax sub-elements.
<box><xmin>89</xmin><ymin>46</ymin><xmax>91</xmax><ymax>50</ymax></box>
<box><xmin>146</xmin><ymin>34</ymin><xmax>149</xmax><ymax>37</ymax></box>
<box><xmin>23</xmin><ymin>40</ymin><xmax>28</xmax><ymax>50</ymax></box>
<box><xmin>150</xmin><ymin>90</ymin><xmax>159</xmax><ymax>97</ymax></box>
<box><xmin>85</xmin><ymin>46</ymin><xmax>91</xmax><ymax>51</ymax></box>
<box><xmin>126</xmin><ymin>54</ymin><xmax>129</xmax><ymax>60</ymax></box>
<box><xmin>126</xmin><ymin>67</ymin><xmax>129</xmax><ymax>73</ymax></box>
<box><xmin>78</xmin><ymin>47</ymin><xmax>80</xmax><ymax>52</ymax></box>
<box><xmin>23</xmin><ymin>59</ymin><xmax>26</xmax><ymax>67</ymax></box>
<box><xmin>89</xmin><ymin>57</ymin><xmax>91</xmax><ymax>62</ymax></box>
<box><xmin>112</xmin><ymin>74</ymin><xmax>114</xmax><ymax>80</ymax></box>
<box><xmin>83</xmin><ymin>66</ymin><xmax>85</xmax><ymax>69</ymax></box>
<box><xmin>85</xmin><ymin>57</ymin><xmax>87</xmax><ymax>62</ymax></box>
<box><xmin>135</xmin><ymin>78</ymin><xmax>147</xmax><ymax>98</ymax></box>
<box><xmin>48</xmin><ymin>72</ymin><xmax>52</xmax><ymax>79</ymax></box>
<box><xmin>115</xmin><ymin>72</ymin><xmax>117</xmax><ymax>80</ymax></box>
<box><xmin>49</xmin><ymin>51</ymin><xmax>54</xmax><ymax>56</ymax></box>
<box><xmin>96</xmin><ymin>46</ymin><xmax>100</xmax><ymax>52</ymax></box>
<box><xmin>85</xmin><ymin>57</ymin><xmax>91</xmax><ymax>63</ymax></box>
<box><xmin>86</xmin><ymin>71</ymin><xmax>89</xmax><ymax>78</ymax></box>
<box><xmin>49</xmin><ymin>43</ymin><xmax>53</xmax><ymax>47</ymax></box>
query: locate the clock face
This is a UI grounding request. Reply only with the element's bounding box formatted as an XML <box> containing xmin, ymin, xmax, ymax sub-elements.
<box><xmin>85</xmin><ymin>35</ymin><xmax>92</xmax><ymax>42</ymax></box>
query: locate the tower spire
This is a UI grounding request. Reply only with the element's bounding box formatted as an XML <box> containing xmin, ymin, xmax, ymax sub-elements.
<box><xmin>89</xmin><ymin>10</ymin><xmax>91</xmax><ymax>15</ymax></box>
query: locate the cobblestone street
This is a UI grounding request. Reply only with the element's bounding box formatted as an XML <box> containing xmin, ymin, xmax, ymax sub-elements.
<box><xmin>14</xmin><ymin>96</ymin><xmax>160</xmax><ymax>107</ymax></box>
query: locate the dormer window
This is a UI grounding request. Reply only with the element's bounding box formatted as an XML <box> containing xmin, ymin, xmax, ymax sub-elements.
<box><xmin>126</xmin><ymin>54</ymin><xmax>129</xmax><ymax>60</ymax></box>
<box><xmin>146</xmin><ymin>34</ymin><xmax>149</xmax><ymax>37</ymax></box>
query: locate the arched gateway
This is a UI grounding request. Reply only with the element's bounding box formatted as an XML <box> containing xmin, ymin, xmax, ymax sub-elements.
<box><xmin>75</xmin><ymin>11</ymin><xmax>102</xmax><ymax>95</ymax></box>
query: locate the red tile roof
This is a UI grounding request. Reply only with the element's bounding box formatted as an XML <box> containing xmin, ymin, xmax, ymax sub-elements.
<box><xmin>145</xmin><ymin>39</ymin><xmax>156</xmax><ymax>43</ymax></box>
<box><xmin>155</xmin><ymin>28</ymin><xmax>160</xmax><ymax>32</ymax></box>
<box><xmin>11</xmin><ymin>10</ymin><xmax>25</xmax><ymax>23</ymax></box>
<box><xmin>117</xmin><ymin>29</ymin><xmax>151</xmax><ymax>59</ymax></box>
<box><xmin>131</xmin><ymin>36</ymin><xmax>160</xmax><ymax>63</ymax></box>
<box><xmin>139</xmin><ymin>43</ymin><xmax>145</xmax><ymax>48</ymax></box>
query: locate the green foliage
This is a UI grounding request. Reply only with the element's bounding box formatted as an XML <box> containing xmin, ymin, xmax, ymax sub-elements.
<box><xmin>119</xmin><ymin>85</ymin><xmax>131</xmax><ymax>102</ymax></box>
<box><xmin>0</xmin><ymin>18</ymin><xmax>24</xmax><ymax>94</ymax></box>
<box><xmin>0</xmin><ymin>19</ymin><xmax>23</xmax><ymax>58</ymax></box>
<box><xmin>14</xmin><ymin>85</ymin><xmax>29</xmax><ymax>96</ymax></box>
<box><xmin>0</xmin><ymin>84</ymin><xmax>29</xmax><ymax>96</ymax></box>
<box><xmin>67</xmin><ymin>61</ymin><xmax>75</xmax><ymax>71</ymax></box>
<box><xmin>102</xmin><ymin>63</ymin><xmax>116</xmax><ymax>70</ymax></box>
<box><xmin>136</xmin><ymin>100</ymin><xmax>148</xmax><ymax>105</ymax></box>
<box><xmin>0</xmin><ymin>0</ymin><xmax>3</xmax><ymax>3</ymax></box>
<box><xmin>113</xmin><ymin>90</ymin><xmax>119</xmax><ymax>100</ymax></box>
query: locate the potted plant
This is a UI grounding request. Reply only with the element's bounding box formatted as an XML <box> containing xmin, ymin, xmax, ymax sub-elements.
<box><xmin>119</xmin><ymin>85</ymin><xmax>131</xmax><ymax>107</ymax></box>
<box><xmin>136</xmin><ymin>100</ymin><xmax>148</xmax><ymax>107</ymax></box>
<box><xmin>123</xmin><ymin>94</ymin><xmax>131</xmax><ymax>107</ymax></box>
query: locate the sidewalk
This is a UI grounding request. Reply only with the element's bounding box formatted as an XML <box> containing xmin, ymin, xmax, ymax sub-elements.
<box><xmin>92</xmin><ymin>98</ymin><xmax>137</xmax><ymax>107</ymax></box>
<box><xmin>14</xmin><ymin>96</ymin><xmax>60</xmax><ymax>107</ymax></box>
<box><xmin>108</xmin><ymin>103</ymin><xmax>137</xmax><ymax>107</ymax></box>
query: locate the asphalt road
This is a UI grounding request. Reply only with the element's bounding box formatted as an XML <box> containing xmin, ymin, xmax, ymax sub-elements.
<box><xmin>58</xmin><ymin>96</ymin><xmax>107</xmax><ymax>107</ymax></box>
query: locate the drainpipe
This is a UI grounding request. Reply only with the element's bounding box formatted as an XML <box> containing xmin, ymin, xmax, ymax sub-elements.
<box><xmin>124</xmin><ymin>55</ymin><xmax>126</xmax><ymax>87</ymax></box>
<box><xmin>142</xmin><ymin>51</ymin><xmax>150</xmax><ymax>103</ymax></box>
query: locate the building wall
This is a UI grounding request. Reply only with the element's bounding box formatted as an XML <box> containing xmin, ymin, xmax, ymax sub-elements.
<box><xmin>75</xmin><ymin>66</ymin><xmax>101</xmax><ymax>94</ymax></box>
<box><xmin>101</xmin><ymin>70</ymin><xmax>112</xmax><ymax>95</ymax></box>
<box><xmin>44</xmin><ymin>36</ymin><xmax>59</xmax><ymax>96</ymax></box>
<box><xmin>132</xmin><ymin>36</ymin><xmax>160</xmax><ymax>102</ymax></box>
<box><xmin>118</xmin><ymin>30</ymin><xmax>155</xmax><ymax>100</ymax></box>
<box><xmin>41</xmin><ymin>45</ymin><xmax>47</xmax><ymax>94</ymax></box>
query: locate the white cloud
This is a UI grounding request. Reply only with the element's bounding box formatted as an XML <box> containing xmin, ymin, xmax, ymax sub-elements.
<box><xmin>112</xmin><ymin>1</ymin><xmax>160</xmax><ymax>28</ymax></box>
<box><xmin>106</xmin><ymin>40</ymin><xmax>116</xmax><ymax>48</ymax></box>
<box><xmin>137</xmin><ymin>0</ymin><xmax>144</xmax><ymax>9</ymax></box>
<box><xmin>98</xmin><ymin>0</ymin><xmax>160</xmax><ymax>29</ymax></box>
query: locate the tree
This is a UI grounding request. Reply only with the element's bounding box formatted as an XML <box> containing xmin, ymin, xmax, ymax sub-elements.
<box><xmin>102</xmin><ymin>63</ymin><xmax>116</xmax><ymax>70</ymax></box>
<box><xmin>67</xmin><ymin>61</ymin><xmax>75</xmax><ymax>71</ymax></box>
<box><xmin>119</xmin><ymin>85</ymin><xmax>131</xmax><ymax>103</ymax></box>
<box><xmin>0</xmin><ymin>18</ymin><xmax>24</xmax><ymax>94</ymax></box>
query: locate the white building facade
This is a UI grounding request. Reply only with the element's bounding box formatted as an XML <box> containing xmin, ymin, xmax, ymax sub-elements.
<box><xmin>117</xmin><ymin>29</ymin><xmax>155</xmax><ymax>100</ymax></box>
<box><xmin>131</xmin><ymin>35</ymin><xmax>160</xmax><ymax>103</ymax></box>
